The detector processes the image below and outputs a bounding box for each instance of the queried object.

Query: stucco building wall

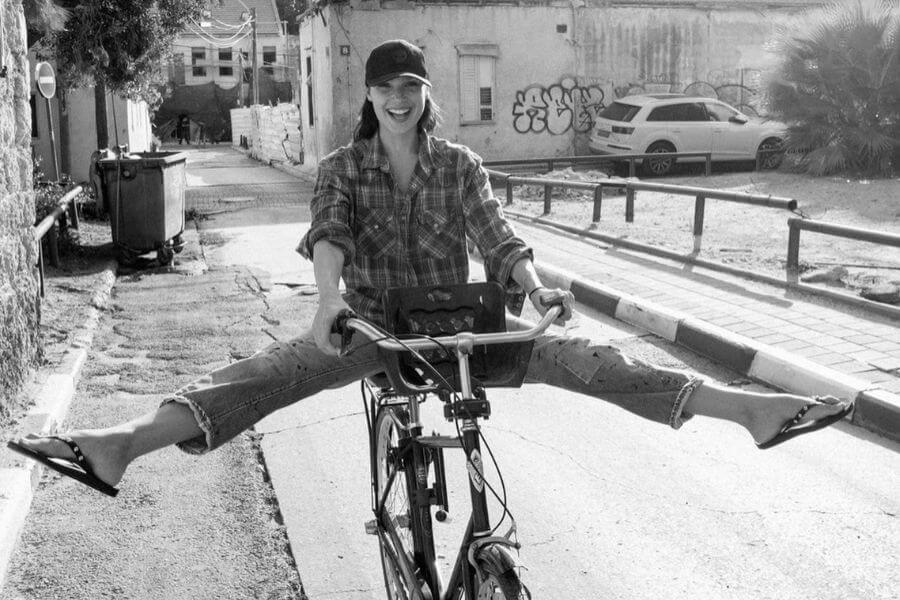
[298,1,810,164]
[1,0,39,412]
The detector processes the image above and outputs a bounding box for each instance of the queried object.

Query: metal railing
[487,164,900,316]
[33,184,82,297]
[787,218,900,283]
[484,151,713,177]
[489,170,797,254]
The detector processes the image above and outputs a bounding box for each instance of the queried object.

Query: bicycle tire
[474,545,530,600]
[374,404,426,599]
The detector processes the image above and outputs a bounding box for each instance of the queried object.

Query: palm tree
[767,0,900,176]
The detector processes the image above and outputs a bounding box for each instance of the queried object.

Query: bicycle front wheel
[474,545,531,600]
[374,405,421,599]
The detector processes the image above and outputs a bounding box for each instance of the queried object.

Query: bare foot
[745,394,851,446]
[14,431,131,487]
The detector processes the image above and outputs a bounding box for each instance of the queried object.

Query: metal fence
[34,184,82,297]
[488,170,796,254]
[484,152,712,177]
[488,165,900,316]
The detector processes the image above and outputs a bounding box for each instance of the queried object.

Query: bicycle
[333,281,563,600]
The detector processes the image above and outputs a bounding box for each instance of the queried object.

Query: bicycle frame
[345,307,560,599]
[364,351,515,600]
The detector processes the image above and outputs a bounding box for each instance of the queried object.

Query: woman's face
[367,76,428,138]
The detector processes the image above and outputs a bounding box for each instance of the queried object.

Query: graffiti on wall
[512,78,606,135]
[513,69,764,135]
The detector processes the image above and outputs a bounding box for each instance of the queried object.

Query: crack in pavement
[261,410,365,436]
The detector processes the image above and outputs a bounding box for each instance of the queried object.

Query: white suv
[588,94,787,176]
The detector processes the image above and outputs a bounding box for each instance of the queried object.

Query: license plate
[595,129,611,138]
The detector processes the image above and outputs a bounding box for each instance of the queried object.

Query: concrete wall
[299,0,811,164]
[231,103,303,164]
[60,89,152,182]
[0,0,39,412]
[28,69,153,184]
[297,17,335,168]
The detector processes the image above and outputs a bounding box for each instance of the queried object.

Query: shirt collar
[360,131,444,172]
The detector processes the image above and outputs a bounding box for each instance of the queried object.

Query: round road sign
[35,62,56,99]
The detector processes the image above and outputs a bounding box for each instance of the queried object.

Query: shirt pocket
[416,209,461,259]
[356,207,395,260]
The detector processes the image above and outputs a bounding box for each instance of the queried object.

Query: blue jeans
[164,326,699,454]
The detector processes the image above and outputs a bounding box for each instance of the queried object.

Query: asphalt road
[199,203,900,600]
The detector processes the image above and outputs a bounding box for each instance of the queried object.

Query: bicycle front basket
[381,282,534,391]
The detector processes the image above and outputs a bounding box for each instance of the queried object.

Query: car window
[704,102,739,122]
[646,103,706,122]
[599,102,641,123]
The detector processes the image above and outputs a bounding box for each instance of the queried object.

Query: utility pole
[251,7,259,106]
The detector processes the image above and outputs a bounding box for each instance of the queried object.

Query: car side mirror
[729,115,748,125]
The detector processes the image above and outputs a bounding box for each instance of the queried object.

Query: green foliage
[32,0,206,109]
[767,0,900,176]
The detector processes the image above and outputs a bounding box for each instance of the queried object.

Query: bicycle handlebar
[333,305,563,355]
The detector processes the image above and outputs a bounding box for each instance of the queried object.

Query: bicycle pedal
[364,520,378,535]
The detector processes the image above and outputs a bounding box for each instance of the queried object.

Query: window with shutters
[457,45,498,125]
[191,47,207,77]
[219,49,233,78]
[263,46,276,74]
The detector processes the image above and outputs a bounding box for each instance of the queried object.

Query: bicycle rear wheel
[374,404,422,599]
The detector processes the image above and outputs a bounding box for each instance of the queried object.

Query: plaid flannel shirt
[299,133,532,325]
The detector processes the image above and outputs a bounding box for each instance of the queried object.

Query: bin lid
[98,152,187,169]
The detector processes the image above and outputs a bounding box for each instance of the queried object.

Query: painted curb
[535,262,900,445]
[0,261,117,591]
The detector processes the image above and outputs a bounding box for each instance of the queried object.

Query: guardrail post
[543,183,553,215]
[505,177,513,206]
[591,185,603,223]
[548,160,555,172]
[625,183,635,223]
[628,159,636,178]
[693,194,706,253]
[705,154,711,176]
[37,244,46,297]
[787,218,801,283]
[68,194,80,229]
[47,223,60,268]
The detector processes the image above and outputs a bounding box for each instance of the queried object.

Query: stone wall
[231,104,303,165]
[0,0,39,415]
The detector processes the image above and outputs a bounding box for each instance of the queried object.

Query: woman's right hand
[312,294,352,356]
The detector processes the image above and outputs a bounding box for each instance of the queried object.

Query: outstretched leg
[11,401,202,487]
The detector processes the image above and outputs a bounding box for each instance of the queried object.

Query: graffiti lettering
[512,78,606,135]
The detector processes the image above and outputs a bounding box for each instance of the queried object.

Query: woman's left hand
[529,287,574,324]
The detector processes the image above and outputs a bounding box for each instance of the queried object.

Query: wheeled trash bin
[97,151,187,265]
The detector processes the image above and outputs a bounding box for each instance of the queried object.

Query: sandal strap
[779,405,810,435]
[49,434,89,471]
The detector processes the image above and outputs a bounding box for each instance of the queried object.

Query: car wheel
[757,137,784,170]
[643,141,676,176]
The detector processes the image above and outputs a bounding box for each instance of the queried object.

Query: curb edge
[0,260,118,591]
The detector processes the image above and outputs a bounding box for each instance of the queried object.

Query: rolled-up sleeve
[297,154,355,265]
[462,158,533,288]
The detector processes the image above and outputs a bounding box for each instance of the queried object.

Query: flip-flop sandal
[757,401,854,450]
[6,435,119,497]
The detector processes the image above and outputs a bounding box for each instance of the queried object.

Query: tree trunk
[94,81,109,149]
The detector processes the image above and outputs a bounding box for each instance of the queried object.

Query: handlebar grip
[331,309,357,355]
[331,308,356,334]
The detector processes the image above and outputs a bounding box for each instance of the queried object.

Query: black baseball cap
[365,39,431,87]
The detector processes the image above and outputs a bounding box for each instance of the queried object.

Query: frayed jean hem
[161,395,215,455]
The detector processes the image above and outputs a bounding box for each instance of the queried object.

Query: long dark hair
[353,95,442,141]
